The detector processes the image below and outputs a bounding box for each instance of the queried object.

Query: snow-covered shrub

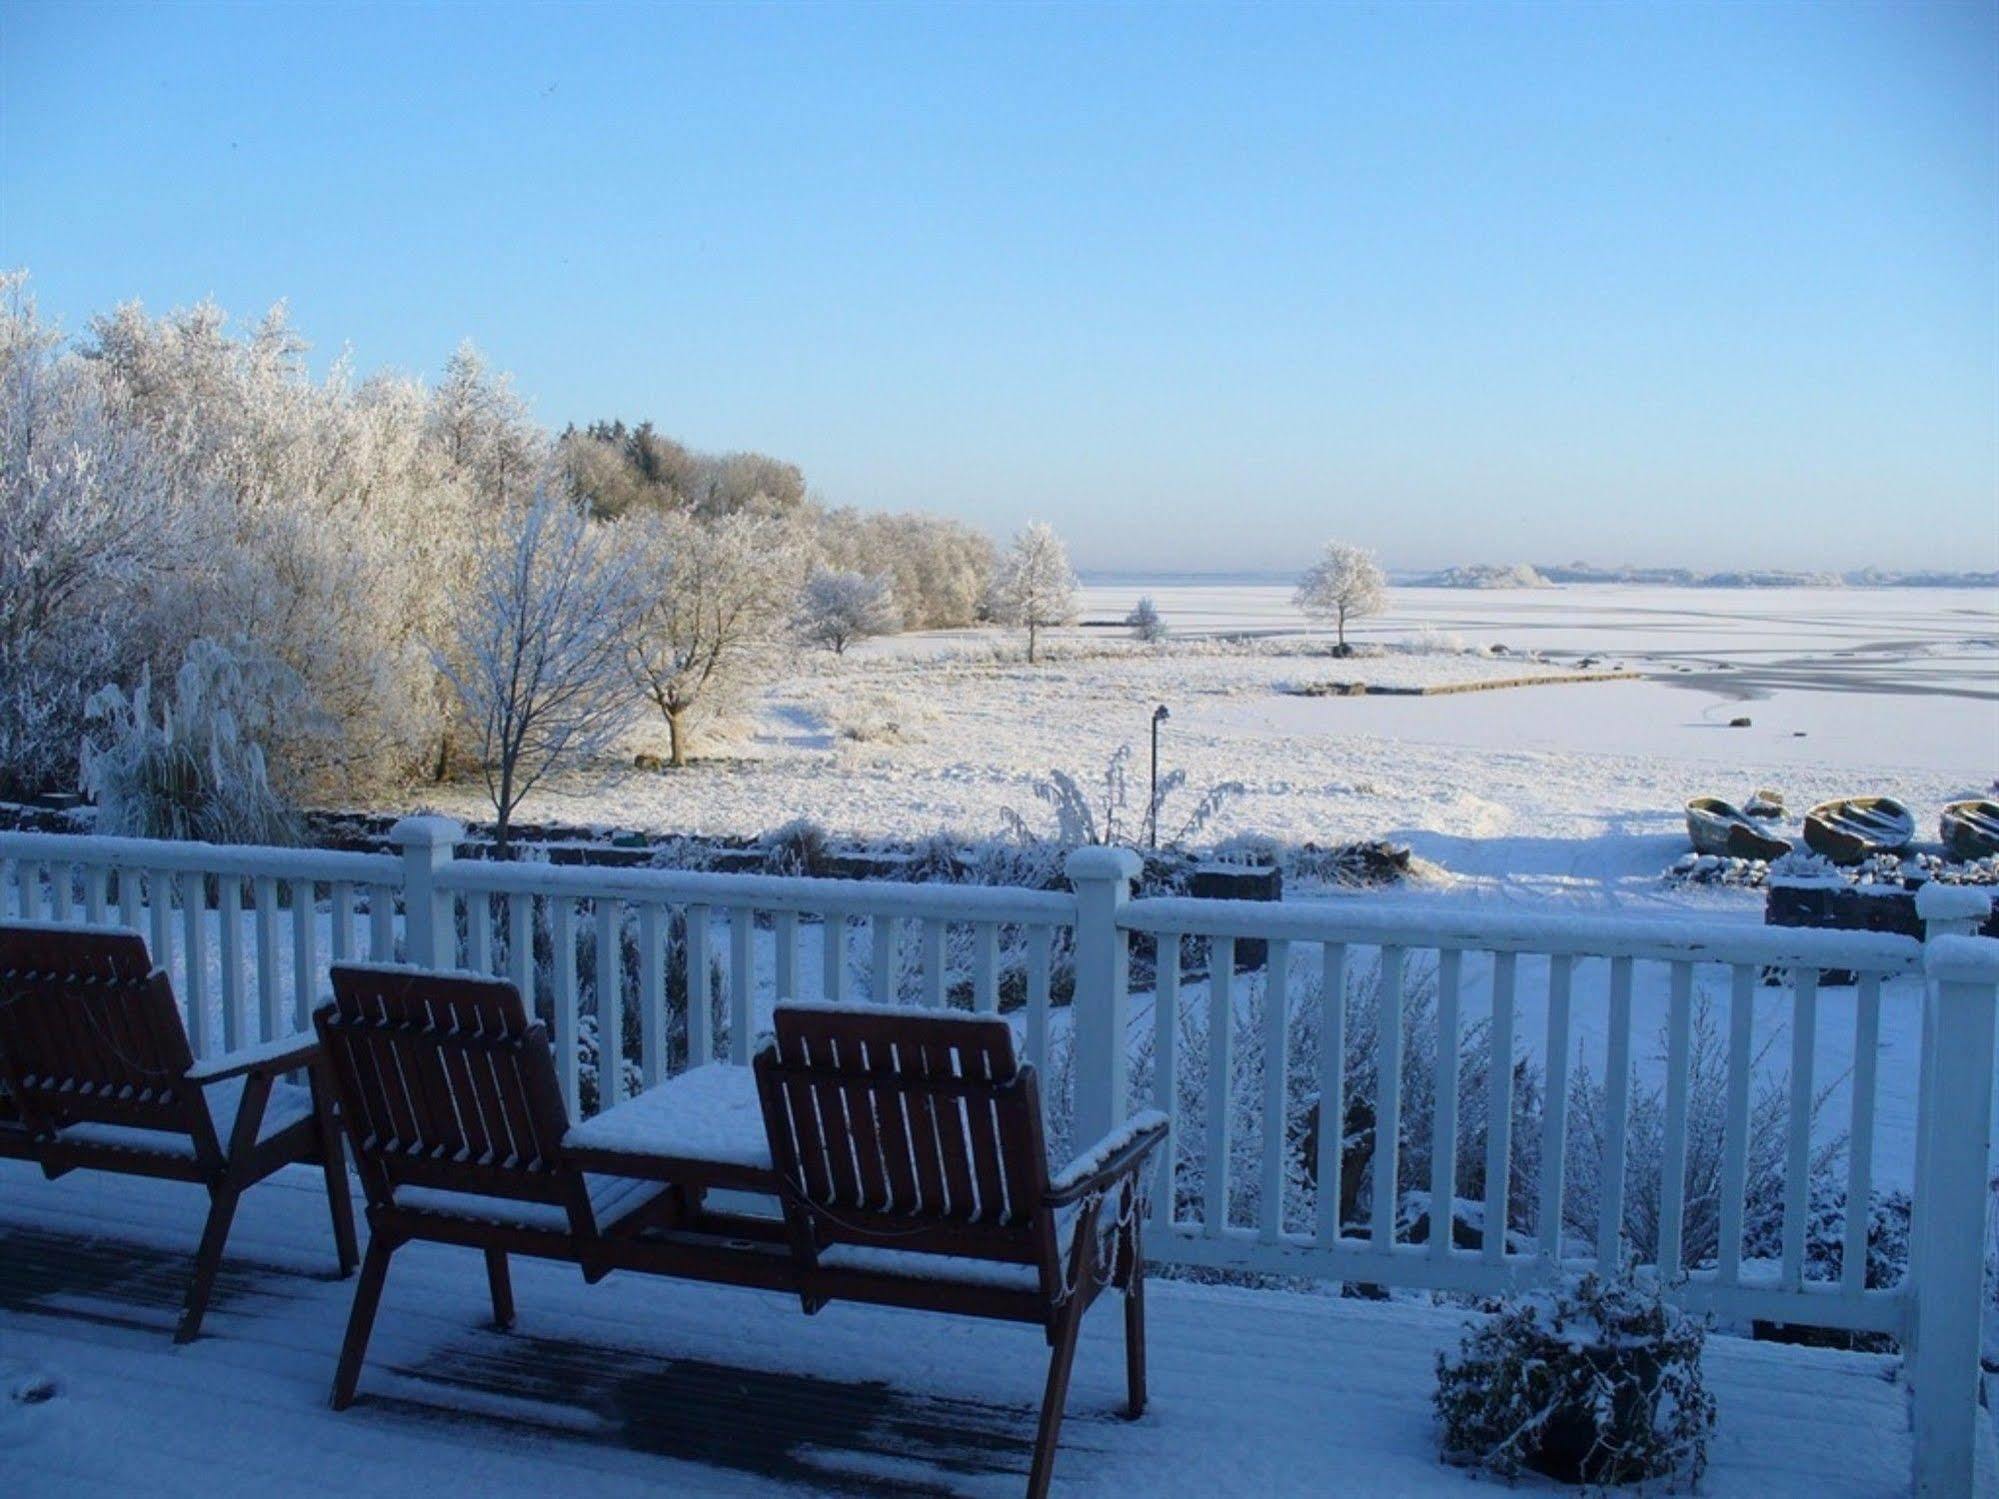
[1565,993,1844,1274]
[829,691,923,744]
[1000,746,1243,851]
[1435,1271,1715,1487]
[795,566,900,654]
[80,639,307,845]
[1125,595,1167,643]
[758,818,833,876]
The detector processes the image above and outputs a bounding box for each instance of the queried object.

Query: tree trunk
[494,759,515,860]
[667,707,687,768]
[1336,609,1346,650]
[1028,620,1038,663]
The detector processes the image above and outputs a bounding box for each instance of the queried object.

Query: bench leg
[1123,1271,1147,1419]
[1026,1295,1087,1499]
[484,1248,515,1330]
[310,1065,358,1277]
[332,1237,394,1411]
[176,1185,242,1344]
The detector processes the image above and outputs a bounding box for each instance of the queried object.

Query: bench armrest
[1045,1111,1170,1207]
[185,1032,322,1084]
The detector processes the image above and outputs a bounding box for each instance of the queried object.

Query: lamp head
[1153,704,1171,723]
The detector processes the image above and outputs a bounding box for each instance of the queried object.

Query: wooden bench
[0,921,357,1341]
[317,968,1166,1498]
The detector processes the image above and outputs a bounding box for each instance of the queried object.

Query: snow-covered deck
[2,1162,1974,1497]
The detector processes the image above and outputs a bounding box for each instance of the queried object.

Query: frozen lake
[1076,581,1999,777]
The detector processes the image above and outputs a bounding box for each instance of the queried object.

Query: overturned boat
[1940,799,1999,862]
[1802,796,1916,865]
[1686,797,1793,862]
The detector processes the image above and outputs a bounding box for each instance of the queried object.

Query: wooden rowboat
[1940,799,1999,862]
[1802,796,1915,865]
[1686,797,1793,862]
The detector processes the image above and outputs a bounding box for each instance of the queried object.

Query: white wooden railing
[1,821,1993,1495]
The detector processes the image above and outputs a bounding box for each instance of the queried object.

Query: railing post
[1067,845,1141,1149]
[389,816,463,970]
[1910,884,1996,1497]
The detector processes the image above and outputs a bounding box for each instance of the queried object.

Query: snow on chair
[0,921,357,1341]
[752,1000,1168,1499]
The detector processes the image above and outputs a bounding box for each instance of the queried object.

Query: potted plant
[1435,1271,1715,1488]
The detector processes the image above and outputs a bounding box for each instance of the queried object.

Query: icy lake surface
[1075,581,1999,777]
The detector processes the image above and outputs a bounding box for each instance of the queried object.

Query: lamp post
[1149,704,1171,848]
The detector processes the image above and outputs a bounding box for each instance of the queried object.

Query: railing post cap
[1916,884,1992,924]
[1066,845,1143,884]
[388,814,465,849]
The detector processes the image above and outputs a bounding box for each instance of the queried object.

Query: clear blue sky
[3,1,1993,572]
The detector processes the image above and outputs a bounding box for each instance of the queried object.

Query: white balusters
[685,903,712,1066]
[728,907,753,1064]
[291,879,316,1032]
[506,892,533,1015]
[180,871,208,1056]
[368,885,394,959]
[921,918,946,1006]
[1430,947,1461,1261]
[1482,952,1516,1267]
[330,881,354,961]
[219,876,244,1050]
[639,902,666,1086]
[775,910,799,1002]
[821,913,847,1001]
[553,898,579,1113]
[596,897,624,1108]
[1026,924,1052,1081]
[1843,973,1882,1296]
[871,915,896,1003]
[1317,941,1348,1248]
[1716,963,1756,1285]
[254,875,280,1041]
[972,922,999,1013]
[1657,960,1695,1278]
[467,891,492,973]
[1152,933,1182,1232]
[1782,967,1819,1288]
[1205,935,1235,1237]
[1598,956,1635,1268]
[84,864,108,922]
[1260,940,1290,1243]
[1538,953,1573,1261]
[1371,946,1405,1252]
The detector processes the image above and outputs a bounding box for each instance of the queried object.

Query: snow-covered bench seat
[0,921,357,1342]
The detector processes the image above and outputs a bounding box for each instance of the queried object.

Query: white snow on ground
[2,1161,1978,1497]
[415,583,1996,913]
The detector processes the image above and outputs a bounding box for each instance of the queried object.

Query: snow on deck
[0,1161,1977,1497]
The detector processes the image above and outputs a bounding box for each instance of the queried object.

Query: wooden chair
[752,1001,1168,1499]
[314,962,675,1409]
[0,921,357,1341]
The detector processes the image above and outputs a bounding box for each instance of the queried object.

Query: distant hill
[1413,561,1999,589]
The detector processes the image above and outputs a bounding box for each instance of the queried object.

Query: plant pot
[1528,1341,1665,1486]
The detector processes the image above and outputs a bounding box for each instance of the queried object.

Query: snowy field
[417,582,1998,914]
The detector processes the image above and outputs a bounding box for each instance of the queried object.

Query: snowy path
[1,1160,1977,1496]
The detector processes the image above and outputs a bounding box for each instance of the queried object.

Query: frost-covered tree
[623,509,806,765]
[441,487,641,856]
[428,341,544,508]
[990,521,1077,663]
[796,566,901,654]
[814,507,995,629]
[1125,595,1167,643]
[0,273,188,796]
[1294,541,1387,651]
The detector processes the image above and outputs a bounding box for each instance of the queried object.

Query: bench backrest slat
[756,1006,1051,1247]
[0,925,216,1158]
[319,964,571,1209]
